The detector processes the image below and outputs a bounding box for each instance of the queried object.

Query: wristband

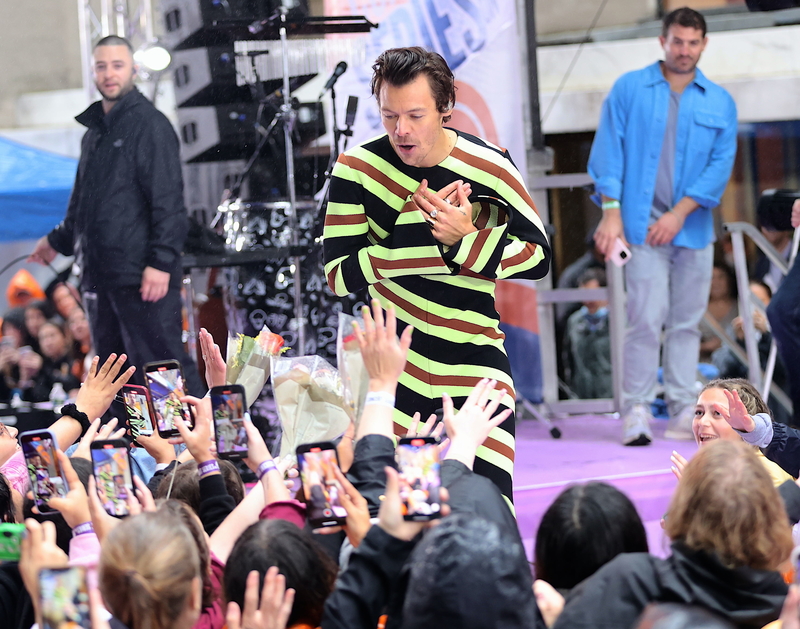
[60,404,92,432]
[197,459,220,479]
[601,200,621,211]
[73,521,94,537]
[364,391,395,408]
[256,460,277,481]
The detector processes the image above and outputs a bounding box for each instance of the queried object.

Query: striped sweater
[323,130,551,503]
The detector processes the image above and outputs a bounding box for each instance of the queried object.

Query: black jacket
[48,89,187,290]
[322,460,535,629]
[552,542,787,629]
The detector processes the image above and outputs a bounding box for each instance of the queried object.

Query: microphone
[319,61,347,99]
[344,95,359,128]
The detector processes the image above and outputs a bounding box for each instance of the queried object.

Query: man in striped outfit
[323,47,551,505]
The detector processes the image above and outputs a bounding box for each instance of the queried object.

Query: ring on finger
[430,209,438,219]
[445,198,452,205]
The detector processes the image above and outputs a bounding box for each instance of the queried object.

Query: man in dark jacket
[29,35,202,393]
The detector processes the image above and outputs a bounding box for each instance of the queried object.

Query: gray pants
[622,242,714,418]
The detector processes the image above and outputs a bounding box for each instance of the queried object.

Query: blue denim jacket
[588,61,737,249]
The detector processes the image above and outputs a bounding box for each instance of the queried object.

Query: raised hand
[76,354,135,421]
[47,451,91,528]
[715,389,756,433]
[670,450,688,481]
[353,299,412,392]
[533,579,566,628]
[72,417,125,461]
[315,466,372,547]
[174,396,215,464]
[378,466,450,542]
[443,379,512,470]
[225,567,295,629]
[199,327,227,388]
[19,519,69,626]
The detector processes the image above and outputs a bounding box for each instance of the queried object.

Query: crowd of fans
[0,296,797,629]
[1,272,93,405]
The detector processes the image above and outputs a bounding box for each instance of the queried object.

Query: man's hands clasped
[413,179,475,247]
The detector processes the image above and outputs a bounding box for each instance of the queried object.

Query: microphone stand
[314,88,356,236]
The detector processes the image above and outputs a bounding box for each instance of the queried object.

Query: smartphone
[0,523,25,562]
[121,384,156,438]
[210,385,248,460]
[609,237,632,267]
[20,429,66,513]
[396,437,442,522]
[90,439,134,517]
[39,566,91,629]
[296,441,347,528]
[144,360,194,438]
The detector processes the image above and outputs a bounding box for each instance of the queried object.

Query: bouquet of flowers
[337,312,369,429]
[226,327,286,405]
[271,354,351,461]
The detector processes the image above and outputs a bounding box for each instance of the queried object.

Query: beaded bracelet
[364,391,395,408]
[73,521,94,537]
[257,460,277,481]
[197,459,220,479]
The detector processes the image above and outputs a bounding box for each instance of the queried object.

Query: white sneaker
[622,404,653,446]
[664,407,695,441]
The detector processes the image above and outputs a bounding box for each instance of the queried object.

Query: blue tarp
[0,137,77,243]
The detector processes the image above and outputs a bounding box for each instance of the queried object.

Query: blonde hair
[665,440,792,571]
[99,509,201,629]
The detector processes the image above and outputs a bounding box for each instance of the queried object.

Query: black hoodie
[552,542,788,629]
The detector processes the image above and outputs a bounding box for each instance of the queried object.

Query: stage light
[135,44,171,72]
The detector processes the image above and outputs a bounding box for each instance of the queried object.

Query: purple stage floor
[513,415,697,563]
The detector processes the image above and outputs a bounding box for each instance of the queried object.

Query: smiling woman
[691,378,793,486]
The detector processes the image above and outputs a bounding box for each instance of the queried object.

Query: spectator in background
[66,307,94,381]
[5,269,45,309]
[24,300,55,354]
[34,320,81,400]
[556,227,605,329]
[699,262,738,363]
[47,281,81,321]
[564,268,612,399]
[754,224,793,294]
[589,7,738,445]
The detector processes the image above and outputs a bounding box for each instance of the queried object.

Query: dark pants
[83,286,204,396]
[767,260,800,427]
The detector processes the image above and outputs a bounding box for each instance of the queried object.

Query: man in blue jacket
[28,35,203,394]
[589,8,737,445]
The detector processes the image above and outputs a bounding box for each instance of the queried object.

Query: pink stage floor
[513,415,697,563]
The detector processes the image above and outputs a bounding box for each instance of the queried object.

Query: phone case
[609,237,632,267]
[0,524,24,562]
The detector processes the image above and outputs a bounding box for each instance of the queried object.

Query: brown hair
[662,7,707,38]
[371,47,456,123]
[99,509,201,629]
[664,440,792,571]
[700,378,771,419]
[155,460,245,512]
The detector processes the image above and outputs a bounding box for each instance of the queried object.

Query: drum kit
[207,3,374,360]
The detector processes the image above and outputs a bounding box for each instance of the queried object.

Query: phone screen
[297,447,347,526]
[210,390,248,457]
[397,438,442,521]
[21,432,66,510]
[145,365,192,435]
[122,386,155,437]
[39,567,90,629]
[91,442,133,517]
